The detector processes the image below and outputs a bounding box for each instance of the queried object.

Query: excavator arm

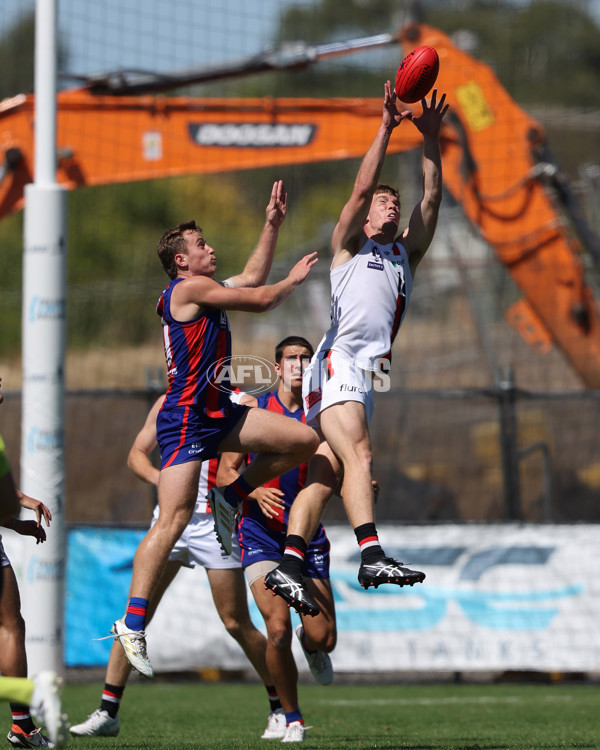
[0,91,424,216]
[1,23,600,386]
[398,24,600,388]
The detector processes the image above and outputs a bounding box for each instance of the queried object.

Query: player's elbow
[127,450,152,483]
[354,178,375,204]
[257,287,281,312]
[422,186,442,216]
[126,452,136,474]
[429,183,443,206]
[423,169,443,203]
[236,270,263,288]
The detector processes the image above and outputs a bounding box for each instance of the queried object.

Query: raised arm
[127,395,165,486]
[171,251,318,318]
[332,81,410,257]
[403,90,449,275]
[224,180,287,288]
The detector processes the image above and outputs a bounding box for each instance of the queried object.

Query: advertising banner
[5,523,599,673]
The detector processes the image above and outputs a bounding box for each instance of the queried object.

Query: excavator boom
[0,91,423,217]
[399,24,600,388]
[1,23,599,386]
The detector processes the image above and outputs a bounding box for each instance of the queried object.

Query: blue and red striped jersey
[241,391,308,533]
[157,277,232,417]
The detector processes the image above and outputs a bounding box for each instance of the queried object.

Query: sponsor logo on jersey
[367,245,384,271]
[340,383,368,393]
[188,443,204,456]
[245,548,269,559]
[305,388,322,409]
[189,122,317,148]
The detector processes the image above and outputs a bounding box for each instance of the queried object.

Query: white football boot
[111,618,153,678]
[281,721,305,743]
[69,709,119,737]
[295,625,333,685]
[29,672,68,748]
[261,709,286,739]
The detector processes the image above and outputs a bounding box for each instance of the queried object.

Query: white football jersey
[318,237,413,370]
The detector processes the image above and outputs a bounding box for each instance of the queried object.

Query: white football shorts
[150,506,242,569]
[302,348,378,426]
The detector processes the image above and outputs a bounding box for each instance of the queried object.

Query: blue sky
[3,0,600,87]
[3,0,600,102]
[1,0,314,80]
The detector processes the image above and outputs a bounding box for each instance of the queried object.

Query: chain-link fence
[2,376,599,526]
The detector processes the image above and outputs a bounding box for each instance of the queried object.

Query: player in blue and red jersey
[70,391,292,742]
[110,182,320,678]
[219,337,336,743]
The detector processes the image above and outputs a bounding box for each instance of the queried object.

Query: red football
[394,46,439,103]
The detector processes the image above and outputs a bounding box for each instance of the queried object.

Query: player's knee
[267,619,292,650]
[157,504,193,536]
[308,626,336,653]
[323,629,337,653]
[221,616,245,640]
[348,447,372,473]
[297,427,319,462]
[356,441,373,463]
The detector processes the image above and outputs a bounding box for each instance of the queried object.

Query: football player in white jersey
[70,393,288,741]
[265,82,449,615]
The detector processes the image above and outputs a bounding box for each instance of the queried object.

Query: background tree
[0,10,68,99]
[1,0,599,357]
[431,0,600,106]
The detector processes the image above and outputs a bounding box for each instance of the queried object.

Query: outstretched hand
[288,251,318,285]
[252,486,285,519]
[411,89,449,138]
[18,492,52,527]
[14,519,47,544]
[382,79,412,131]
[265,179,288,229]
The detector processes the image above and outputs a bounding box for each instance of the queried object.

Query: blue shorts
[157,403,248,470]
[238,519,330,579]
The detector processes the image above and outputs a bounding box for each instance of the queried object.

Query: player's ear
[174,252,188,269]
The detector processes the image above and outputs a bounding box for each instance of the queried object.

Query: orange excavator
[2,23,600,386]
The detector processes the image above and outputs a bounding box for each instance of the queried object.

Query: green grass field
[61,679,600,749]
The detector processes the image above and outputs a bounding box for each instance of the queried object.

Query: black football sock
[355,522,384,563]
